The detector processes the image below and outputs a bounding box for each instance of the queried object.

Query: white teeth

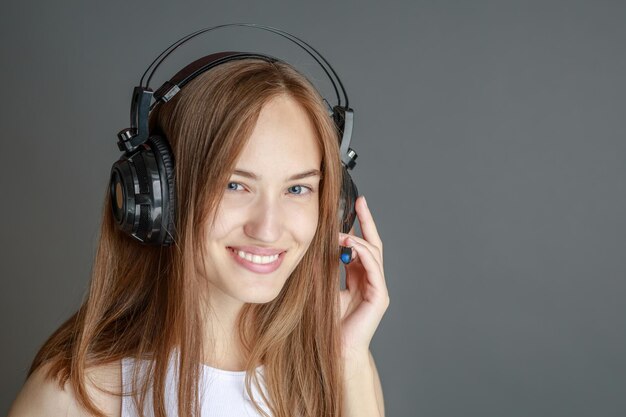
[236,250,279,264]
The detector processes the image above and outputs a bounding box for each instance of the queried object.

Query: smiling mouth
[226,247,286,273]
[227,247,287,264]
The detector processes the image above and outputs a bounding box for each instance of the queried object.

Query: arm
[342,349,385,417]
[370,349,385,417]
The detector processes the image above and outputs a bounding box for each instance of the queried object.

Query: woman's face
[198,94,322,309]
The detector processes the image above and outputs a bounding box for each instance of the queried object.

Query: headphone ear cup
[147,135,176,245]
[109,135,176,245]
[110,157,138,236]
[339,166,358,234]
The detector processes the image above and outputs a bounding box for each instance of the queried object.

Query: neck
[200,288,247,371]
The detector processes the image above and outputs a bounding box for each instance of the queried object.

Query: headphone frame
[110,24,359,245]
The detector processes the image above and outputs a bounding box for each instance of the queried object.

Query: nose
[243,194,283,243]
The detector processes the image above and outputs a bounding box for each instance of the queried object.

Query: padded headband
[152,51,279,106]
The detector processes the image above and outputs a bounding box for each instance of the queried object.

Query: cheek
[195,215,234,276]
[290,202,319,244]
[205,206,239,240]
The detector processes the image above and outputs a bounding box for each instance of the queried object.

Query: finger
[338,233,382,265]
[354,196,383,256]
[345,237,387,293]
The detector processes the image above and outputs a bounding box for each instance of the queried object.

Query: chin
[236,286,284,304]
[244,295,280,304]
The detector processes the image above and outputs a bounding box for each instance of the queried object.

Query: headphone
[110,23,359,246]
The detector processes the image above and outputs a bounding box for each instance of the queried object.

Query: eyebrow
[232,169,322,181]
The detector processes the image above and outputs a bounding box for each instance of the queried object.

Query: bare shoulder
[8,359,123,417]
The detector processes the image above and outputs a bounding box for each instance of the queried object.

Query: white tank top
[121,350,272,417]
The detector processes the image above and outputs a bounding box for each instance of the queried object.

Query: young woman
[8,49,389,417]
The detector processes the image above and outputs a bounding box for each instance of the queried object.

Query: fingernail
[363,195,368,207]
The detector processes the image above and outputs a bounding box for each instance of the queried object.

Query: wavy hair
[28,58,345,417]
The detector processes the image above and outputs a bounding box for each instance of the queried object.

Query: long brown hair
[29,58,345,417]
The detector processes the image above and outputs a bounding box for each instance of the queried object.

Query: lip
[227,247,286,274]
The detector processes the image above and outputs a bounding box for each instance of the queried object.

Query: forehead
[234,95,322,176]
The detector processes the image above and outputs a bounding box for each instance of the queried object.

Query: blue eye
[288,185,313,195]
[227,182,244,191]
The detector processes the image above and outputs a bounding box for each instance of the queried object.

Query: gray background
[1,0,625,416]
